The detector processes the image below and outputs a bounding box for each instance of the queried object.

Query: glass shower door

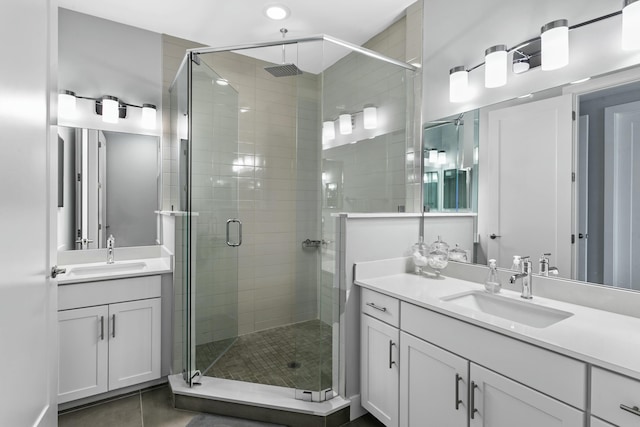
[189,54,241,377]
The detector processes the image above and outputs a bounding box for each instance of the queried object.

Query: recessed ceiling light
[570,77,591,85]
[265,5,290,21]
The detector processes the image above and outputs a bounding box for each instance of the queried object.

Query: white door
[603,101,640,290]
[0,1,57,425]
[361,315,399,427]
[469,364,583,427]
[577,116,589,282]
[58,306,109,403]
[487,94,573,275]
[108,298,161,389]
[399,332,468,427]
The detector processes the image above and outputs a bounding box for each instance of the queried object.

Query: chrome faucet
[510,256,533,299]
[538,253,559,276]
[107,235,115,264]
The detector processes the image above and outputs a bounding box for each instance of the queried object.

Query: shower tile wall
[197,52,322,338]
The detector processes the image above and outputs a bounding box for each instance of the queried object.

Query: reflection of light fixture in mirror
[449,66,469,103]
[623,0,640,50]
[570,77,591,85]
[518,93,534,99]
[215,78,229,86]
[484,45,507,88]
[323,121,335,140]
[102,96,120,124]
[438,150,447,164]
[541,19,569,71]
[428,148,438,163]
[264,5,290,20]
[58,90,77,118]
[339,114,352,135]
[141,104,157,129]
[473,146,479,164]
[363,106,377,129]
[322,172,328,182]
[406,151,415,163]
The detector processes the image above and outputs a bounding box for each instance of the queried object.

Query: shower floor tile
[196,319,332,391]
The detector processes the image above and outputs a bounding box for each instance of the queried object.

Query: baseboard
[349,394,367,421]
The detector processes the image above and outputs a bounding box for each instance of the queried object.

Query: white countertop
[355,272,640,381]
[57,257,172,285]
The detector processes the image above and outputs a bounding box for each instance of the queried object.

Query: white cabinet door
[469,364,584,427]
[58,306,109,403]
[108,298,161,389]
[399,332,468,427]
[361,314,399,427]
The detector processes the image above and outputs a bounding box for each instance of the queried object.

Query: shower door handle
[226,219,242,247]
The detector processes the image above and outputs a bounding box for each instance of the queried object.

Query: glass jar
[427,235,449,275]
[411,237,429,275]
[448,244,468,263]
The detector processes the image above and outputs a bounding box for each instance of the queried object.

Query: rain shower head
[264,63,303,77]
[264,28,303,77]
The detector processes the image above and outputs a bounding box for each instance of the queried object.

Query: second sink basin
[440,291,573,328]
[67,261,148,276]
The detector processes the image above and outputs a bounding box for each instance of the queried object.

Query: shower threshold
[168,374,350,426]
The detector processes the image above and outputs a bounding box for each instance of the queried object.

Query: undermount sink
[440,291,573,328]
[67,261,148,276]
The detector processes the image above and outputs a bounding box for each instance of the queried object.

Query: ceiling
[58,0,417,70]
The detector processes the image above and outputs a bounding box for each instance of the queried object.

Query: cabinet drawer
[401,302,586,409]
[362,288,400,327]
[592,367,640,426]
[59,275,161,310]
[590,417,615,427]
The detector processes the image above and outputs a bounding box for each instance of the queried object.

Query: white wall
[58,8,162,136]
[423,0,640,121]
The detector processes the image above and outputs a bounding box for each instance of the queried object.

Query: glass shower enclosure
[170,34,417,401]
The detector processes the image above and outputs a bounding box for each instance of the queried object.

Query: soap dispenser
[485,259,502,294]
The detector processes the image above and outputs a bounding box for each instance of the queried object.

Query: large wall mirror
[434,65,640,294]
[57,126,160,251]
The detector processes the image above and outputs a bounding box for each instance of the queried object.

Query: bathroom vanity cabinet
[361,288,400,427]
[57,275,161,404]
[361,288,585,427]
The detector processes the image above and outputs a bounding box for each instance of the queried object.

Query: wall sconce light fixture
[101,95,120,124]
[58,90,77,119]
[623,0,640,50]
[363,106,377,129]
[58,89,157,129]
[447,6,639,103]
[141,104,157,129]
[339,114,353,135]
[323,121,336,140]
[485,45,508,88]
[438,150,447,165]
[428,148,438,163]
[449,66,469,103]
[541,19,569,70]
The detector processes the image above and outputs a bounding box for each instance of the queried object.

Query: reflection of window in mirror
[443,169,468,210]
[423,171,438,211]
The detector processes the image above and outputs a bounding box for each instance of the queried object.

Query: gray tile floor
[196,320,332,391]
[57,384,384,427]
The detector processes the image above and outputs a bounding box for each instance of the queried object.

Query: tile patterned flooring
[196,320,333,391]
[57,384,384,427]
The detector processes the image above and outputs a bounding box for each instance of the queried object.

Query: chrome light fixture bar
[58,89,157,129]
[447,6,628,103]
